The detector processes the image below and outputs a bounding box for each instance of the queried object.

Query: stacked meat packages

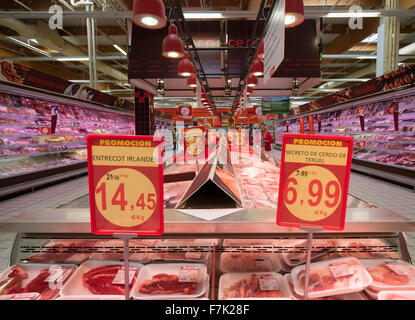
[218,238,413,300]
[0,92,134,178]
[0,238,214,300]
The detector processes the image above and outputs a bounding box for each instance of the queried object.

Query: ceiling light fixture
[257,38,264,59]
[187,75,197,88]
[113,44,127,56]
[250,57,264,77]
[132,0,167,30]
[162,24,185,59]
[178,52,196,77]
[183,12,224,19]
[325,11,380,18]
[247,75,258,87]
[285,0,305,28]
[6,36,51,57]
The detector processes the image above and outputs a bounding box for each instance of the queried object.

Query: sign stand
[113,233,138,300]
[300,226,323,300]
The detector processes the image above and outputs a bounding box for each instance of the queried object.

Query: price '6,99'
[94,168,157,227]
[282,165,342,222]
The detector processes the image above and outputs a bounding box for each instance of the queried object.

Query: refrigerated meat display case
[0,150,414,300]
[0,80,135,199]
[275,87,415,190]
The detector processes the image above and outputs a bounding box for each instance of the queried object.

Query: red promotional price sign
[87,135,164,235]
[179,106,192,118]
[276,134,354,231]
[40,127,51,134]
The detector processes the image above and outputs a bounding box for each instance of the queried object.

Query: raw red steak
[23,269,59,300]
[138,273,196,295]
[83,265,137,295]
[0,265,28,295]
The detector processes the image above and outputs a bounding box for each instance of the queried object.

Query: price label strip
[277,134,353,231]
[259,275,279,291]
[179,266,199,283]
[112,267,138,285]
[87,135,164,235]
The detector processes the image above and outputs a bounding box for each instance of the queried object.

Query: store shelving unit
[0,81,135,198]
[275,89,415,189]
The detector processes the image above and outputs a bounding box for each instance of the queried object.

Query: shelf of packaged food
[0,142,86,150]
[355,147,415,155]
[0,165,88,200]
[352,157,415,171]
[0,147,86,161]
[0,111,134,128]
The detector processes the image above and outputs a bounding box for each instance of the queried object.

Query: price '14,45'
[96,182,156,211]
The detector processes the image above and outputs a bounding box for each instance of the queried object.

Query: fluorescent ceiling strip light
[57,57,89,61]
[183,12,224,19]
[113,44,127,56]
[6,36,51,57]
[326,12,381,17]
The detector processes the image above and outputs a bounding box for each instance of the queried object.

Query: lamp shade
[250,57,264,77]
[178,52,196,77]
[285,0,304,28]
[187,75,197,88]
[247,87,253,95]
[247,75,258,87]
[257,38,264,59]
[132,0,167,30]
[162,24,185,59]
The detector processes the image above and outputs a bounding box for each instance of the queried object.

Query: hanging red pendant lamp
[247,75,258,87]
[187,75,197,88]
[162,24,185,59]
[285,0,305,28]
[257,38,264,59]
[132,0,167,30]
[247,87,253,95]
[250,57,264,77]
[178,52,196,77]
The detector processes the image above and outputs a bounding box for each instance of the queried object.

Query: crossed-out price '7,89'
[282,165,342,222]
[95,168,157,227]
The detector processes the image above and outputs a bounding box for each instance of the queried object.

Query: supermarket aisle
[0,152,415,268]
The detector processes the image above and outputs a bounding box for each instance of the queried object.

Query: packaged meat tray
[0,263,76,300]
[319,239,399,260]
[277,239,336,271]
[291,257,372,299]
[360,259,415,291]
[131,263,207,300]
[218,273,290,300]
[378,290,415,300]
[60,259,143,299]
[284,274,366,300]
[148,239,217,262]
[220,239,281,273]
[90,239,156,263]
[152,275,211,300]
[26,239,94,264]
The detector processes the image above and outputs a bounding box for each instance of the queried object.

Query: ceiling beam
[304,0,381,6]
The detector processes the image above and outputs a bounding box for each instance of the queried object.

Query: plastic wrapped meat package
[378,290,415,300]
[291,257,372,299]
[149,239,217,262]
[0,263,76,300]
[322,239,400,260]
[277,239,337,271]
[26,239,95,264]
[91,239,158,263]
[284,274,366,300]
[220,239,281,273]
[60,259,143,299]
[219,273,290,300]
[131,263,207,299]
[361,259,415,293]
[164,181,192,208]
